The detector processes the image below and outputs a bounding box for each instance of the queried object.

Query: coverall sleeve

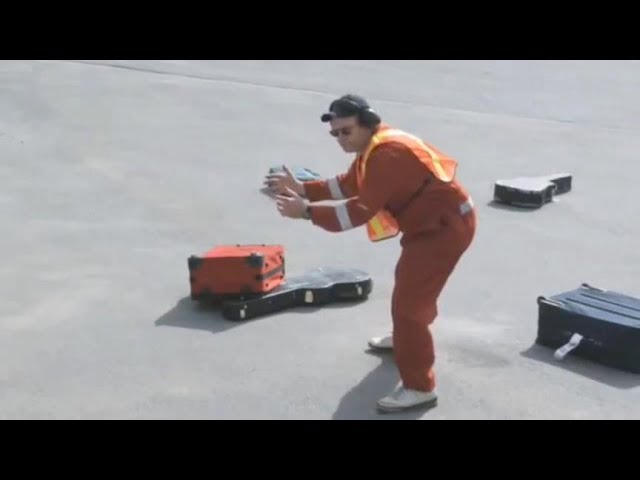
[302,159,359,202]
[308,145,401,232]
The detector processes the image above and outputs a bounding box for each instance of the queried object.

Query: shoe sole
[367,342,393,350]
[376,397,438,414]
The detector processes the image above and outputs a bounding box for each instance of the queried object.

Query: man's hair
[320,94,381,128]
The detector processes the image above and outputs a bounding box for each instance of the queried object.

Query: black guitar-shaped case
[493,173,572,208]
[220,267,373,321]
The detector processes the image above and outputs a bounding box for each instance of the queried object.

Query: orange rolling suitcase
[188,245,285,301]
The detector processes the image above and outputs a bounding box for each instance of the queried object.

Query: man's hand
[276,187,309,219]
[264,165,305,197]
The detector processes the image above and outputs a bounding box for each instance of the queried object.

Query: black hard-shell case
[221,267,372,321]
[493,173,572,208]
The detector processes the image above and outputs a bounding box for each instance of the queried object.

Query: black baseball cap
[320,94,373,122]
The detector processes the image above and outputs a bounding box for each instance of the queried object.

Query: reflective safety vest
[356,125,459,242]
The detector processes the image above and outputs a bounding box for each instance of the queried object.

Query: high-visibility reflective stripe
[431,161,450,181]
[359,136,384,177]
[366,128,453,182]
[327,176,345,200]
[417,140,451,182]
[335,203,353,231]
[367,213,399,241]
[460,196,474,215]
[368,215,386,239]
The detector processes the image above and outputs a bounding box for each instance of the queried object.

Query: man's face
[329,116,372,154]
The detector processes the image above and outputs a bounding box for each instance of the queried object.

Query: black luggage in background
[536,283,640,373]
[543,173,572,195]
[494,173,572,208]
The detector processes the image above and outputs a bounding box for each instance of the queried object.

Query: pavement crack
[56,60,638,134]
[60,60,335,97]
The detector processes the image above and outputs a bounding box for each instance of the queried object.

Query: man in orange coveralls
[265,94,476,413]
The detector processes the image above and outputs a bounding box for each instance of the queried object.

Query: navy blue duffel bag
[536,283,640,373]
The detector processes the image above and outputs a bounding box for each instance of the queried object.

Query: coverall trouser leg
[391,209,476,392]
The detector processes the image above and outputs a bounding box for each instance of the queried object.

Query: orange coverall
[304,141,476,392]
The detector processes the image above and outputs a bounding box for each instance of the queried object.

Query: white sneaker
[377,386,438,413]
[368,335,393,350]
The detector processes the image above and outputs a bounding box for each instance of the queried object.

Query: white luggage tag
[554,333,584,361]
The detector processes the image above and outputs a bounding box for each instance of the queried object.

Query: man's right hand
[264,165,305,197]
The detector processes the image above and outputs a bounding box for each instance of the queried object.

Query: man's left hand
[276,187,309,219]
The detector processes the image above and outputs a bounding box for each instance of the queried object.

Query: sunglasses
[330,127,354,137]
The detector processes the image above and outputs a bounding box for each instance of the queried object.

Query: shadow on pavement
[332,350,437,421]
[521,343,640,390]
[155,296,370,333]
[486,199,546,213]
[154,297,241,334]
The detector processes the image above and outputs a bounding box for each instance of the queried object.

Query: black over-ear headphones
[358,106,382,128]
[321,96,382,128]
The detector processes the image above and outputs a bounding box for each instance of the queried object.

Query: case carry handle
[554,333,584,361]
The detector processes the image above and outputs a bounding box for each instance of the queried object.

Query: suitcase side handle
[256,265,285,281]
[554,333,584,361]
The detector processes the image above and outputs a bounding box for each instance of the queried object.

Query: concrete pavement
[2,60,639,419]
